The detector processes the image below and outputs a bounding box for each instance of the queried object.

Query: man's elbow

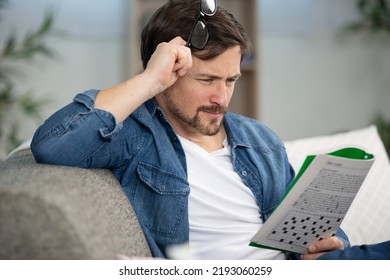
[31,139,66,165]
[30,132,79,166]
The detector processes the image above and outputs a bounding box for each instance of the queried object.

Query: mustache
[197,105,227,114]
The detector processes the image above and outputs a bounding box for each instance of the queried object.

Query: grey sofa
[0,148,152,260]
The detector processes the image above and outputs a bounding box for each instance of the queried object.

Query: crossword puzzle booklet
[250,146,375,254]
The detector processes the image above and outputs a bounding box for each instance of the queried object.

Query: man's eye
[227,78,238,85]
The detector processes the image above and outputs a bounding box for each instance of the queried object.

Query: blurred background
[1,0,390,159]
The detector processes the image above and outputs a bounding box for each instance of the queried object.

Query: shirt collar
[224,113,251,148]
[144,98,159,116]
[134,98,170,124]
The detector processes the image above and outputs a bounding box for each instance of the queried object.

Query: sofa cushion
[0,149,151,259]
[284,125,390,245]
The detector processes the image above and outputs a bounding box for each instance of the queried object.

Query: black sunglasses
[187,0,217,50]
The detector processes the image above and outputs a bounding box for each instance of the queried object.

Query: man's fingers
[167,37,192,77]
[301,237,345,260]
[173,47,192,76]
[143,36,192,92]
[309,237,344,253]
[169,36,187,46]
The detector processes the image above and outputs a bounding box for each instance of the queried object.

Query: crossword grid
[266,210,341,250]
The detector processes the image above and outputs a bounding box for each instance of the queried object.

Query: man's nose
[211,81,229,107]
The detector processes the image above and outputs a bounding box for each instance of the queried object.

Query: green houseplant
[343,0,390,34]
[343,0,390,157]
[0,0,56,159]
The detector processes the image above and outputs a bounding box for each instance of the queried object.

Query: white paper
[250,153,375,254]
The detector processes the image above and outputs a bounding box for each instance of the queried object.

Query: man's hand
[144,36,192,97]
[95,36,192,123]
[301,236,345,260]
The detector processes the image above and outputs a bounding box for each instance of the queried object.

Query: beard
[163,93,227,136]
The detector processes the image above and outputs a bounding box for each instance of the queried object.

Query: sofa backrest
[0,149,151,259]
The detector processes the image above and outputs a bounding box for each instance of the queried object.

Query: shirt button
[242,171,248,176]
[171,137,176,142]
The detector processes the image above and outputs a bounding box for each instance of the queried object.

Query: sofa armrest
[0,149,151,260]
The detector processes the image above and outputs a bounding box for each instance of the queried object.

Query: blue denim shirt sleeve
[318,240,390,260]
[31,89,123,168]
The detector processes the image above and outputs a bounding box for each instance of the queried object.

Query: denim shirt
[31,89,312,258]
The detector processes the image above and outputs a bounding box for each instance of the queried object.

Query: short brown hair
[141,0,252,69]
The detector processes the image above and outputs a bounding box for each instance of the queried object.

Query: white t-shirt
[178,136,285,260]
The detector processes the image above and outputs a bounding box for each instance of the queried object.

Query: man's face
[156,46,242,137]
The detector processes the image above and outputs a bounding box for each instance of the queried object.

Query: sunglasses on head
[186,0,217,50]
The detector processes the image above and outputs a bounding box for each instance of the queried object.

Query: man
[31,0,346,259]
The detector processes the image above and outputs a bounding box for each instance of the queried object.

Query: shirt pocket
[135,162,190,237]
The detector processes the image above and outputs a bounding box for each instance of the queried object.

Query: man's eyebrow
[194,73,242,80]
[230,73,242,79]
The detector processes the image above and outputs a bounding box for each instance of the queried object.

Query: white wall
[259,0,390,141]
[0,0,128,144]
